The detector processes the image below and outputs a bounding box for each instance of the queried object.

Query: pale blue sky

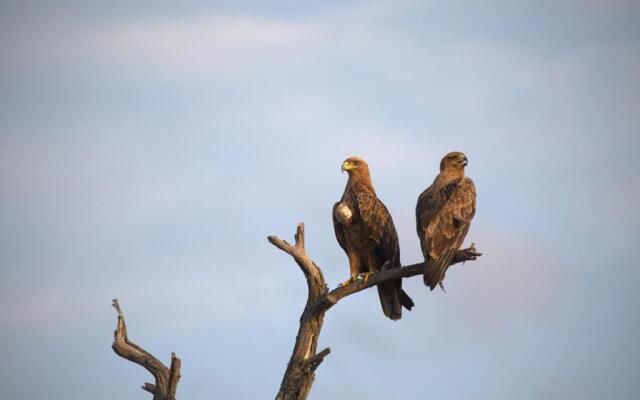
[1,1,639,399]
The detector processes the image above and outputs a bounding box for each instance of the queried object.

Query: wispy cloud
[1,1,639,399]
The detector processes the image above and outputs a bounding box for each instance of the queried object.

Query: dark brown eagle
[416,151,476,291]
[333,156,414,320]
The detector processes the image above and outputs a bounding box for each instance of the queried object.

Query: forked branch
[268,224,330,400]
[111,299,182,400]
[269,223,480,400]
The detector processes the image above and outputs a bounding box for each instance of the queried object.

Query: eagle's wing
[354,191,397,265]
[355,192,388,242]
[332,202,348,254]
[419,177,476,289]
[355,190,413,318]
[416,184,438,259]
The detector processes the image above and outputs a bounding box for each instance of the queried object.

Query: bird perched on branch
[333,156,414,320]
[416,151,476,291]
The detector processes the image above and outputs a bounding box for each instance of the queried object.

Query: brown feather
[416,152,476,290]
[334,157,413,319]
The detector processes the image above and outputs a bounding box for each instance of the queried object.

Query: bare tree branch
[268,223,329,400]
[111,299,182,400]
[110,222,479,400]
[269,224,481,400]
[319,243,481,311]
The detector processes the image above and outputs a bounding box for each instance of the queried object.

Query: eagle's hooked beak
[341,161,351,173]
[461,156,468,167]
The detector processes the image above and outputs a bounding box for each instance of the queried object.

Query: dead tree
[109,223,479,400]
[111,299,182,400]
[269,223,481,400]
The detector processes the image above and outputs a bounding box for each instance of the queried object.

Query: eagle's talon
[339,276,357,287]
[358,272,374,284]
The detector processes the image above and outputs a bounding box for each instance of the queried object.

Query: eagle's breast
[334,202,354,225]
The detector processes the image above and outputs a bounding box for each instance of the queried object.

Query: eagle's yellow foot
[339,276,358,287]
[358,272,375,284]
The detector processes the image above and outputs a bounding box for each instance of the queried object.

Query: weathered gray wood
[109,222,479,400]
[111,299,182,400]
[268,224,329,400]
[269,224,480,400]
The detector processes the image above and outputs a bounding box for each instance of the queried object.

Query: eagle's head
[341,156,370,177]
[440,151,468,172]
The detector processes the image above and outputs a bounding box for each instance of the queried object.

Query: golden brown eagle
[333,156,414,320]
[416,151,476,291]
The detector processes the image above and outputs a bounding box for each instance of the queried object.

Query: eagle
[333,156,414,320]
[416,151,476,291]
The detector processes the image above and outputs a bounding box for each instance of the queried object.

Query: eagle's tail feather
[424,249,457,290]
[399,289,414,310]
[377,282,402,321]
